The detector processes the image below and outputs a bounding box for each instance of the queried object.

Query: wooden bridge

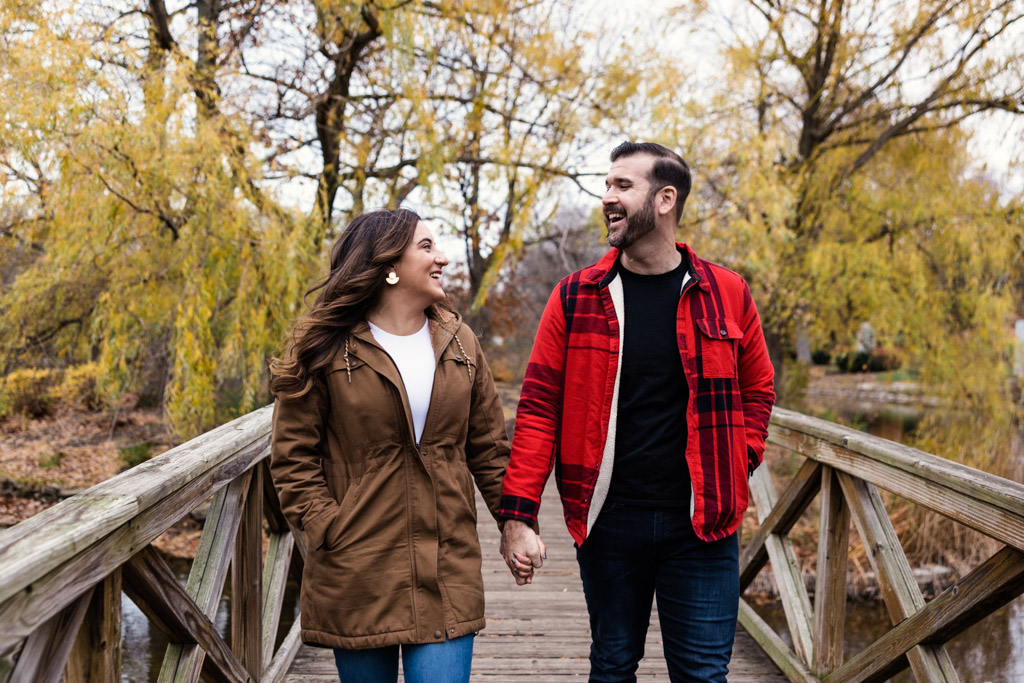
[1,405,1022,682]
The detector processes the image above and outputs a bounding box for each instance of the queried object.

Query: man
[498,142,775,682]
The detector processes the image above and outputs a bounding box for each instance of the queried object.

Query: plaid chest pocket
[695,318,743,379]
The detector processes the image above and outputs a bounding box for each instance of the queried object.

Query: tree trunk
[764,325,788,403]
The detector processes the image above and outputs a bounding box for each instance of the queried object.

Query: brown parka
[270,310,509,650]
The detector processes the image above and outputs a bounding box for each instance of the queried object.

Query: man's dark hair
[610,141,691,222]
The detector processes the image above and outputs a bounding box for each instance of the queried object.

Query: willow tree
[670,0,1023,381]
[0,0,307,436]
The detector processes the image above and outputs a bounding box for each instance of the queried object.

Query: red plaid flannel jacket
[498,244,775,544]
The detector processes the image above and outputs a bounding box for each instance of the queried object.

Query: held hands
[500,520,546,586]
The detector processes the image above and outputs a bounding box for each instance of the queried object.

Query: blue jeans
[333,634,474,683]
[576,503,739,683]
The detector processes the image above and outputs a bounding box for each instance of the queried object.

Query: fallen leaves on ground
[0,406,175,525]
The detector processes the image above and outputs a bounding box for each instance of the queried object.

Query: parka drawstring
[343,336,352,383]
[453,334,473,382]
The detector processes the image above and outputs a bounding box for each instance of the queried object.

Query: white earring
[385,270,399,285]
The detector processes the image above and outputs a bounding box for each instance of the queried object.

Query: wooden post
[814,466,850,674]
[10,586,94,682]
[233,465,263,678]
[65,570,122,683]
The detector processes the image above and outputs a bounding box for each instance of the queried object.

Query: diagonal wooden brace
[747,464,815,666]
[741,458,822,590]
[122,546,251,683]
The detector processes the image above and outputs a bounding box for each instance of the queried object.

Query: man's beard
[606,190,657,249]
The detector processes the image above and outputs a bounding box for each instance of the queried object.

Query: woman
[269,208,512,683]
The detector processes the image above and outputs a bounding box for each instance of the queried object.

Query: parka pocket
[321,479,362,551]
[696,318,743,379]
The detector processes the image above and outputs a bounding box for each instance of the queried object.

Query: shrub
[118,441,155,471]
[780,359,811,409]
[835,350,868,373]
[811,348,832,365]
[835,348,902,373]
[0,368,62,418]
[865,347,902,372]
[52,363,102,410]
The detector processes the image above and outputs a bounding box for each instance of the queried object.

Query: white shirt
[368,319,436,444]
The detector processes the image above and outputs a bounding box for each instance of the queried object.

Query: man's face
[602,154,658,249]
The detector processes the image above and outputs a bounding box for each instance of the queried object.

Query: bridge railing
[742,406,1024,683]
[2,403,1022,682]
[0,404,305,683]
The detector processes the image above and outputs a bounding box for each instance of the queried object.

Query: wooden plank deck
[285,480,787,681]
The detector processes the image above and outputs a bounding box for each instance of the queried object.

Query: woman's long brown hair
[270,208,435,399]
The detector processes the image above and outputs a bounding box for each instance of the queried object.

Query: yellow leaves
[0,367,61,418]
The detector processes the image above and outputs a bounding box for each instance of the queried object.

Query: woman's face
[392,221,449,306]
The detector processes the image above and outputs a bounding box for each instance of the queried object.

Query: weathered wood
[262,621,303,683]
[65,570,122,683]
[0,407,279,682]
[121,545,251,683]
[188,470,252,614]
[10,585,93,683]
[813,467,849,675]
[262,532,294,670]
[737,598,818,683]
[836,472,959,683]
[0,406,273,607]
[740,458,822,589]
[0,440,269,655]
[824,545,1024,683]
[748,465,815,666]
[770,408,1024,520]
[772,426,1024,552]
[233,466,264,678]
[159,470,252,683]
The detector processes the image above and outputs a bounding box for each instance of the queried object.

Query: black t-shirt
[606,252,691,507]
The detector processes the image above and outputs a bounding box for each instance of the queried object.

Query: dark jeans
[576,503,739,683]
